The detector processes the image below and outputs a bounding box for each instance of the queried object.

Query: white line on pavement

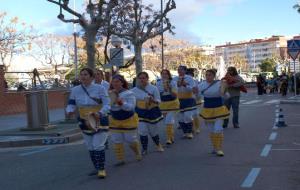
[19,147,54,156]
[272,149,300,151]
[260,144,272,157]
[242,100,262,105]
[288,124,300,127]
[293,142,300,146]
[265,99,280,104]
[241,168,261,188]
[269,132,277,141]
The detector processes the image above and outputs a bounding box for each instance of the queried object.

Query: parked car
[240,73,253,83]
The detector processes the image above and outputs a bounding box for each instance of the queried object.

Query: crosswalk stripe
[264,99,280,104]
[242,100,262,105]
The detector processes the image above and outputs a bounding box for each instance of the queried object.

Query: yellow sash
[159,99,180,112]
[136,100,158,110]
[177,91,193,99]
[78,105,102,120]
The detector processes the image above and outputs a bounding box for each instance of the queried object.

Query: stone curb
[0,132,82,148]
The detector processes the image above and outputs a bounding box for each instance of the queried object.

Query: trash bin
[24,90,52,130]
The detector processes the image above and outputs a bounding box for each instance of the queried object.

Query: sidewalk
[0,109,82,148]
[280,95,300,104]
[0,108,65,131]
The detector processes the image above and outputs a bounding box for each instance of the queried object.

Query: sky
[1,0,300,46]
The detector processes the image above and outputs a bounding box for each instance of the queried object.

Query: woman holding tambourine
[108,74,141,165]
[66,68,110,178]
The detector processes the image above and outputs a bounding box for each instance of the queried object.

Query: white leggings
[138,122,160,137]
[205,119,224,133]
[163,111,176,125]
[178,110,194,123]
[111,131,138,144]
[82,132,109,151]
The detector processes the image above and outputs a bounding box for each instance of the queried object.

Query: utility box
[23,91,54,131]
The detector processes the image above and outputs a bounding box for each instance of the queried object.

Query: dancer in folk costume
[131,72,164,155]
[186,68,202,134]
[66,68,110,178]
[199,69,230,156]
[108,75,142,165]
[94,69,110,149]
[94,69,110,92]
[156,69,180,145]
[173,66,197,139]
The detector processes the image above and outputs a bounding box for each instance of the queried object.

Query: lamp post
[161,0,165,70]
[73,0,78,79]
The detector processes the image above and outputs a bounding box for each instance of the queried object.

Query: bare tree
[0,12,34,70]
[47,0,118,69]
[111,0,176,74]
[29,34,73,74]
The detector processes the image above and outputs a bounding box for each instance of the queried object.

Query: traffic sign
[110,48,124,67]
[287,40,300,61]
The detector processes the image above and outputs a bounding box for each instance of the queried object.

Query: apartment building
[215,36,288,71]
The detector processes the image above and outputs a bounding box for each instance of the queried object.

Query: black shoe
[233,125,240,128]
[222,125,228,128]
[88,170,98,176]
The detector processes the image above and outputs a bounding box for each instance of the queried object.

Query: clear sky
[1,0,300,45]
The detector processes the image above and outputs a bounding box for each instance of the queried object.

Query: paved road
[0,92,299,190]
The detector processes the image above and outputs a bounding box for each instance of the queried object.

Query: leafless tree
[0,12,34,70]
[29,34,73,74]
[111,0,176,74]
[47,0,118,69]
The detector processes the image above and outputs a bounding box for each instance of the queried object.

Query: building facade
[215,36,288,72]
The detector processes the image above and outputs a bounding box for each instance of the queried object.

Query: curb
[0,132,82,148]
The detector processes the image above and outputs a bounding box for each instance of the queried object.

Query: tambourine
[109,90,118,105]
[87,112,99,132]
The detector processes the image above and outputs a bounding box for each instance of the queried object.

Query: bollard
[275,108,287,127]
[22,90,55,131]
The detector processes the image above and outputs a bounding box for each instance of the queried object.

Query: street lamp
[73,0,78,79]
[161,0,165,70]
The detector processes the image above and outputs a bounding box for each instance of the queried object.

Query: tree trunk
[134,43,143,74]
[85,28,97,70]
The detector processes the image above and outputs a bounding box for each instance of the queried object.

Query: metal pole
[73,32,78,79]
[73,0,78,79]
[294,60,297,96]
[161,0,165,70]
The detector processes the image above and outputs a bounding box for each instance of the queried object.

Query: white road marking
[260,144,272,157]
[242,100,262,105]
[272,149,300,151]
[19,147,54,156]
[269,132,278,141]
[265,99,280,104]
[0,140,84,154]
[241,168,261,188]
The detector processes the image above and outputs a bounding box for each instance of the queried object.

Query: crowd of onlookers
[256,72,300,96]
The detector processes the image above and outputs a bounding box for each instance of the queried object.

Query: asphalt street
[0,92,299,190]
